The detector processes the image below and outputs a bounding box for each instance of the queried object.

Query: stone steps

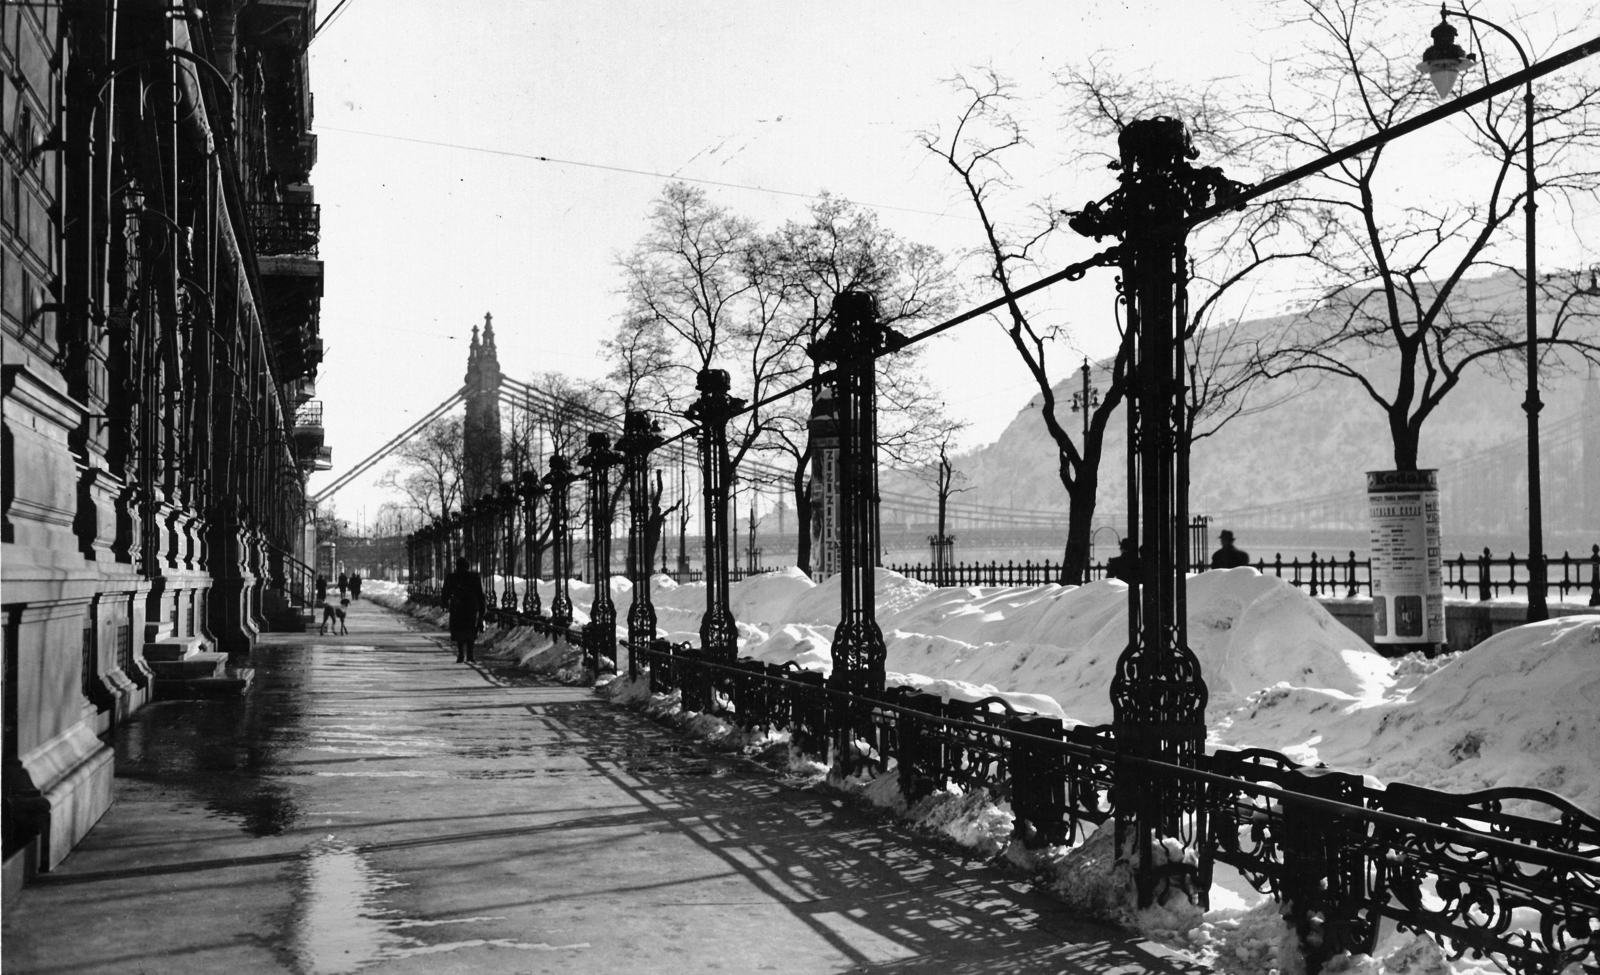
[142,637,208,662]
[147,652,229,682]
[155,668,255,700]
[146,645,254,700]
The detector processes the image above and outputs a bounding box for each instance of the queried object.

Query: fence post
[685,370,743,714]
[499,482,519,615]
[579,432,622,674]
[1590,544,1599,608]
[687,369,742,665]
[1277,768,1381,974]
[479,493,497,624]
[518,471,544,616]
[544,453,576,634]
[1008,713,1069,848]
[621,411,663,681]
[809,291,897,772]
[1308,553,1320,597]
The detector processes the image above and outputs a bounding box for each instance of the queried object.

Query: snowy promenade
[2,598,1203,975]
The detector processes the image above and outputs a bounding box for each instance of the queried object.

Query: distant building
[2,1,324,890]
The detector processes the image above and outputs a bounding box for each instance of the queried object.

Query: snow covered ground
[369,569,1600,975]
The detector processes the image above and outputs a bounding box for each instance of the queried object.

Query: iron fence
[888,545,1600,605]
[629,642,1600,975]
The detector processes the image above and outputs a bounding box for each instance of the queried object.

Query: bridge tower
[463,313,504,505]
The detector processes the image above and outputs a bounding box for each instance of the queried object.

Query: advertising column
[1367,470,1443,649]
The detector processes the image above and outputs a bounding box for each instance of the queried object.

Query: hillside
[892,271,1597,542]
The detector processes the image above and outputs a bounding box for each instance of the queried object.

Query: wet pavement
[2,598,1206,975]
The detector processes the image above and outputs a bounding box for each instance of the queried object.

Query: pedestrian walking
[1210,530,1250,569]
[315,574,327,605]
[440,557,486,663]
[1106,538,1140,583]
[350,573,363,600]
[337,571,349,597]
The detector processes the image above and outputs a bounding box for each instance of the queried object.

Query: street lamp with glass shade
[1418,4,1549,622]
[1419,15,1477,99]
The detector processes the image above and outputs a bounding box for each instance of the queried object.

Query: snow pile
[1308,615,1600,815]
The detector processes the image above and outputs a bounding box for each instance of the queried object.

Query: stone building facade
[2,0,324,896]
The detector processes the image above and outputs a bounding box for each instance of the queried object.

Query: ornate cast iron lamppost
[1070,356,1100,446]
[809,291,906,767]
[544,453,576,633]
[1419,6,1547,622]
[620,411,664,681]
[686,369,744,665]
[580,432,623,674]
[517,469,545,617]
[1070,117,1241,907]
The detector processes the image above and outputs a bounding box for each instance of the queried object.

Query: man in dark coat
[315,574,328,605]
[350,573,363,600]
[440,557,486,663]
[1211,530,1251,569]
[337,571,349,597]
[1106,538,1140,583]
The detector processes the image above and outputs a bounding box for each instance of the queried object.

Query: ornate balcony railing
[292,400,323,429]
[250,201,320,257]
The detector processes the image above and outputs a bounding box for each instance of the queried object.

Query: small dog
[320,598,349,636]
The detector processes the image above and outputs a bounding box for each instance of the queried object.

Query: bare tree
[763,194,961,575]
[915,435,970,578]
[600,313,675,417]
[377,416,464,526]
[614,184,964,577]
[1226,0,1600,469]
[924,70,1134,585]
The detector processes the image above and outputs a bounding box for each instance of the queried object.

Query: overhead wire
[312,0,357,40]
[315,125,975,221]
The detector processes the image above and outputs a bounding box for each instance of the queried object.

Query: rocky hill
[890,271,1598,545]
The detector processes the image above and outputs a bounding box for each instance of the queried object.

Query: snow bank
[710,567,1389,731]
[1310,615,1600,814]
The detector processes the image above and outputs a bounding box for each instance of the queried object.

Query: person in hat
[440,556,487,663]
[1106,537,1140,583]
[1211,530,1250,569]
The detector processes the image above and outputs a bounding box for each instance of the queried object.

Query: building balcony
[313,444,333,472]
[292,400,324,458]
[250,201,319,258]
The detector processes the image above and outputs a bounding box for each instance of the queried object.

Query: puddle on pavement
[287,836,589,974]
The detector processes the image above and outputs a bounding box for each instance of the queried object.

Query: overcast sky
[302,0,1596,528]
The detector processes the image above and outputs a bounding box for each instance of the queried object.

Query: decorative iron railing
[628,643,1600,975]
[888,545,1600,605]
[249,201,320,257]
